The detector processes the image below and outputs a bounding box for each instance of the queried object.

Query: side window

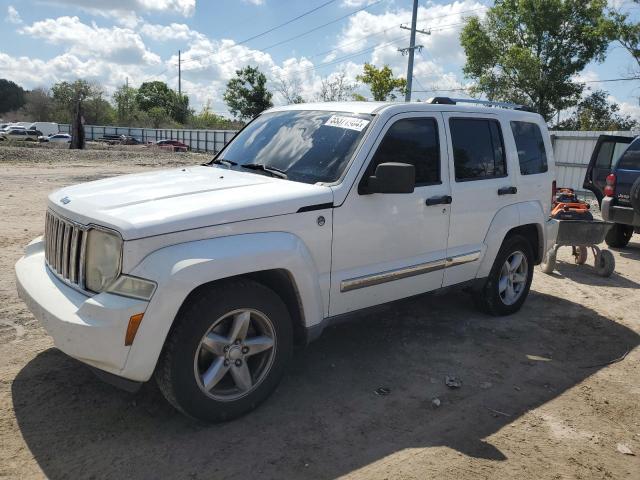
[595,141,615,168]
[616,138,640,170]
[366,118,440,186]
[450,118,506,181]
[510,121,548,175]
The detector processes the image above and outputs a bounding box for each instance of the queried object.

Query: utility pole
[399,0,430,102]
[178,49,182,96]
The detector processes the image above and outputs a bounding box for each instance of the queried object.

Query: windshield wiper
[211,158,237,167]
[241,163,288,179]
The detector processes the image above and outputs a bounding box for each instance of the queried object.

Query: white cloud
[341,0,378,6]
[5,5,21,24]
[140,22,202,42]
[243,0,265,4]
[43,0,195,17]
[0,51,146,94]
[21,16,161,65]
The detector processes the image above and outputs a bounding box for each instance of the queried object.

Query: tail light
[551,180,557,204]
[604,174,616,197]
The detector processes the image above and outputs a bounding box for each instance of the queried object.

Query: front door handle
[498,186,518,195]
[425,195,452,206]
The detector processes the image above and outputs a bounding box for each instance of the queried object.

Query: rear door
[583,135,633,204]
[441,113,517,287]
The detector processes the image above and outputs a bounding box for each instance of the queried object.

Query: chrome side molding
[340,250,481,292]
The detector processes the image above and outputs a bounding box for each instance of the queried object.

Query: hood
[48,166,333,239]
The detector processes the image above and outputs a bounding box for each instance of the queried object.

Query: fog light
[125,313,144,346]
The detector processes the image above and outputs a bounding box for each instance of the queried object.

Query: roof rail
[426,97,534,112]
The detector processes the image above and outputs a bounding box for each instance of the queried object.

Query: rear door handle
[425,195,452,206]
[498,186,517,195]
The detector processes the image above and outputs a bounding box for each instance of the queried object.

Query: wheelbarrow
[540,220,615,277]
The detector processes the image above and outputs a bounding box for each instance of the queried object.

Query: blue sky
[1,0,639,120]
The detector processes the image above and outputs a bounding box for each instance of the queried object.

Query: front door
[330,113,451,316]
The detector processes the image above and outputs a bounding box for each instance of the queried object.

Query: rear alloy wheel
[605,223,633,248]
[474,235,534,316]
[156,280,293,422]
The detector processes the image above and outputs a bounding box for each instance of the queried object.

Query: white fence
[61,124,635,193]
[551,130,636,195]
[59,124,237,153]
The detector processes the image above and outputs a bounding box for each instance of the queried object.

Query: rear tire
[605,223,633,248]
[474,234,534,316]
[155,279,293,422]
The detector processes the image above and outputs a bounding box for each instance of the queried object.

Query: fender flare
[122,232,324,381]
[476,201,546,278]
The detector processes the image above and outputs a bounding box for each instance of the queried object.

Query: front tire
[155,279,293,422]
[474,235,534,316]
[605,223,633,248]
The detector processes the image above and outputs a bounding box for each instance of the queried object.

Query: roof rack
[426,97,534,112]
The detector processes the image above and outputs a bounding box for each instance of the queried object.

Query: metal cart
[540,220,615,277]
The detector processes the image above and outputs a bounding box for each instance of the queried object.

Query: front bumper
[15,238,149,378]
[601,197,640,227]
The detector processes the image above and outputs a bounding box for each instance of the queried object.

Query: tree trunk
[69,100,85,150]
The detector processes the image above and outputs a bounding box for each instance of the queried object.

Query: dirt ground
[1,144,639,480]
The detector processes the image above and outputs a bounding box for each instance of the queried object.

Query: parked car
[584,135,640,247]
[28,122,59,137]
[47,133,72,143]
[153,139,189,150]
[15,99,558,422]
[1,124,25,132]
[0,128,40,141]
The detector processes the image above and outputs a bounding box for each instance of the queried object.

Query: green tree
[555,90,638,130]
[608,2,640,79]
[21,88,54,121]
[0,79,26,113]
[135,81,175,112]
[188,101,242,129]
[113,84,138,125]
[223,66,273,120]
[356,64,407,101]
[460,0,612,120]
[135,81,189,124]
[84,97,116,125]
[51,79,98,123]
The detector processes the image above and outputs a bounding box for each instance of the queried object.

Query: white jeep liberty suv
[16,98,558,421]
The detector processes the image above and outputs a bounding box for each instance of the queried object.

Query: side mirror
[364,162,415,194]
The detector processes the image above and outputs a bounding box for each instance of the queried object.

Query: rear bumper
[601,197,640,226]
[15,238,149,378]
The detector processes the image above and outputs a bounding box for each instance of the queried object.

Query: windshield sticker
[324,115,370,132]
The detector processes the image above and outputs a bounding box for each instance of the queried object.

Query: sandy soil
[0,144,639,480]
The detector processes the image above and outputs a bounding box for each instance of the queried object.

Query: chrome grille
[45,210,87,288]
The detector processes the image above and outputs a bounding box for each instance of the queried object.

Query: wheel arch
[122,232,325,382]
[477,202,546,278]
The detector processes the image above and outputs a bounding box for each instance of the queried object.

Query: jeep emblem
[60,196,71,204]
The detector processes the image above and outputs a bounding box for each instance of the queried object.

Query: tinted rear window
[616,138,640,170]
[510,121,548,175]
[450,118,506,181]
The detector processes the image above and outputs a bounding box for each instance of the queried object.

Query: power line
[179,4,484,67]
[236,0,339,46]
[180,0,386,66]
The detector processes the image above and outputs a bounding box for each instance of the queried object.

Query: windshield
[213,110,373,184]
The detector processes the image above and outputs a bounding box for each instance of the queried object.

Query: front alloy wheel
[156,280,293,422]
[194,309,276,401]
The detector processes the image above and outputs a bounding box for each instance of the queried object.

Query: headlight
[84,228,122,292]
